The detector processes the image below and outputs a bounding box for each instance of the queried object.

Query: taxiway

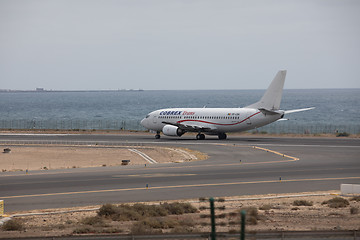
[0,134,359,212]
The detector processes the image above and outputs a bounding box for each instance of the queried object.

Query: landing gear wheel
[218,133,227,140]
[196,133,205,140]
[155,134,161,139]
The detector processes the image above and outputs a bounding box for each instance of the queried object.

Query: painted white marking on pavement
[128,149,157,164]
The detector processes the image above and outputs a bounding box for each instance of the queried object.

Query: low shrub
[259,204,271,210]
[178,217,195,227]
[217,206,226,210]
[241,207,259,225]
[131,216,197,234]
[109,205,142,221]
[98,203,118,217]
[130,221,162,235]
[161,202,198,215]
[350,207,359,215]
[1,219,24,231]
[81,216,107,227]
[336,132,350,137]
[350,196,360,202]
[97,202,198,221]
[228,212,238,218]
[293,200,313,206]
[73,227,93,234]
[65,220,73,224]
[216,213,226,219]
[322,197,349,208]
[99,228,122,234]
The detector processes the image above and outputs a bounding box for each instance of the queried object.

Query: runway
[1,133,359,212]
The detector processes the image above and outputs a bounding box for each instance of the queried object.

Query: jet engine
[162,125,185,137]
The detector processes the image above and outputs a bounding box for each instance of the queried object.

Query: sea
[0,89,359,134]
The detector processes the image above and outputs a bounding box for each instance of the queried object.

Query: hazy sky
[1,0,359,90]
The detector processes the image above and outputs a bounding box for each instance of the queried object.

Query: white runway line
[171,148,197,160]
[128,149,157,164]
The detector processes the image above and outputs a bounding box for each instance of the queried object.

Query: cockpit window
[146,115,150,118]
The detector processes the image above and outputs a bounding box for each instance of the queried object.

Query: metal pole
[240,210,246,240]
[209,197,216,240]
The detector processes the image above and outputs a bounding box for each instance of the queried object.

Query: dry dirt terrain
[0,145,206,172]
[0,191,359,238]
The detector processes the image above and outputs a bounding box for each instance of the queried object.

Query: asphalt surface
[0,133,359,212]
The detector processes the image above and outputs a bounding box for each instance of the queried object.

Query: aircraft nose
[140,118,147,128]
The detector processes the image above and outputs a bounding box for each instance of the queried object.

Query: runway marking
[113,173,197,178]
[128,149,157,164]
[2,167,358,187]
[2,176,360,200]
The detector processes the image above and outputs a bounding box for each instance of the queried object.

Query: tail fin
[246,70,286,110]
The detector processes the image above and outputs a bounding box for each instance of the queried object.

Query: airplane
[140,70,314,140]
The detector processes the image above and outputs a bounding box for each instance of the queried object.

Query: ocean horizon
[1,88,359,134]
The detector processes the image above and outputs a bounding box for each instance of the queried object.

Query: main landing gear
[155,131,161,139]
[196,133,205,140]
[218,133,227,140]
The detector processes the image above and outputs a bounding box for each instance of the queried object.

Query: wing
[162,121,217,133]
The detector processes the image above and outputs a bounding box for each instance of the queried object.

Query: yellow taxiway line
[252,146,299,161]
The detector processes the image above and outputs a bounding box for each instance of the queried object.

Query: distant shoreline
[0,89,144,93]
[1,88,359,93]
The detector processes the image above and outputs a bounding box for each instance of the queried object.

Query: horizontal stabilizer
[259,108,282,115]
[276,118,289,122]
[284,107,315,114]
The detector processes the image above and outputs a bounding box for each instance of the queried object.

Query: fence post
[209,197,216,240]
[240,210,246,240]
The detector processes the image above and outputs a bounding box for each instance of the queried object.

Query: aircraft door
[153,115,158,124]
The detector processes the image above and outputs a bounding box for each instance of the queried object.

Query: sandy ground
[0,191,359,238]
[0,145,207,172]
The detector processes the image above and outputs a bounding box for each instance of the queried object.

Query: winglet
[246,70,286,110]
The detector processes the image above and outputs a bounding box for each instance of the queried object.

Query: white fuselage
[140,71,313,140]
[141,107,282,134]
